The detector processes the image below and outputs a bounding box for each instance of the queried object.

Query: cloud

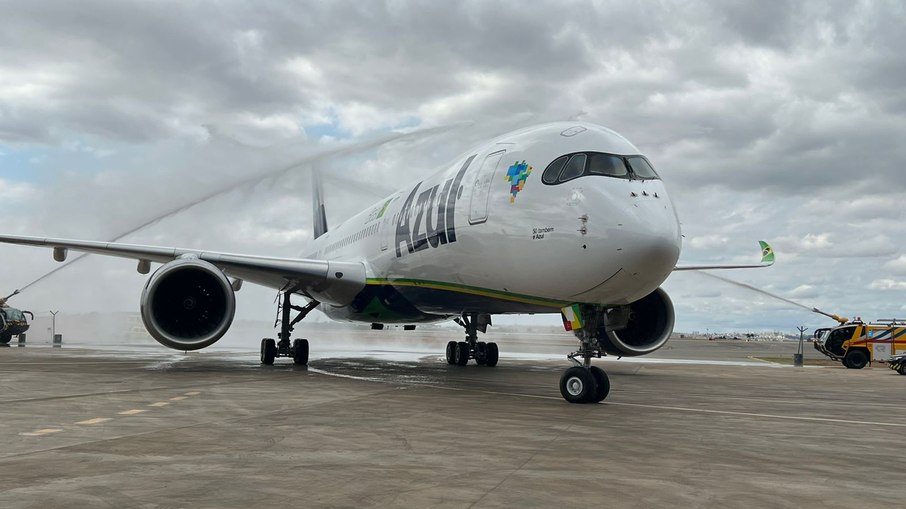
[869,279,906,291]
[687,235,730,250]
[0,178,36,202]
[883,255,906,275]
[787,285,819,299]
[773,232,897,258]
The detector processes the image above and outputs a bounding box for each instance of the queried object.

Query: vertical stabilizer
[312,167,328,240]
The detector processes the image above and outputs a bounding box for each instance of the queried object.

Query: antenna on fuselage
[312,166,328,240]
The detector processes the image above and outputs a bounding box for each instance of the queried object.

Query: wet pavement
[0,335,903,508]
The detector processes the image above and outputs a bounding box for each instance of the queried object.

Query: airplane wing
[673,240,774,271]
[0,234,365,306]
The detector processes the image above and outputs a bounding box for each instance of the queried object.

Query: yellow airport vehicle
[0,290,32,344]
[814,318,906,369]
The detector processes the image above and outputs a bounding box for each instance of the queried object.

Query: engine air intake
[140,258,236,351]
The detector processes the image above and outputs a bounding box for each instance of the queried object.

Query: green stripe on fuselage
[365,278,569,308]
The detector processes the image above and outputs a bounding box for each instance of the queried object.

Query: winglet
[312,167,328,240]
[758,240,775,266]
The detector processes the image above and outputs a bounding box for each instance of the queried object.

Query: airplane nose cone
[619,197,681,300]
[624,229,680,278]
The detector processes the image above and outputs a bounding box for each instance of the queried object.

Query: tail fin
[312,167,328,240]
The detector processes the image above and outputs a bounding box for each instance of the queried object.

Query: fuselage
[306,122,682,323]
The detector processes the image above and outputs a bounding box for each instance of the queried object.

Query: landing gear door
[468,150,506,225]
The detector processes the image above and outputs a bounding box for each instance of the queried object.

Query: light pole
[49,310,59,343]
[795,326,808,367]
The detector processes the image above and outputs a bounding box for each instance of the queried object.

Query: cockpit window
[3,308,24,321]
[540,151,661,185]
[627,156,658,179]
[541,155,568,184]
[558,154,586,182]
[588,153,628,177]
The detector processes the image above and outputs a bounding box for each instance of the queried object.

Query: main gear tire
[292,338,309,365]
[485,342,499,367]
[261,338,277,365]
[454,341,470,366]
[474,342,487,365]
[445,341,457,364]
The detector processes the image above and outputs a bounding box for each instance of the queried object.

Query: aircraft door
[379,195,400,251]
[468,150,506,225]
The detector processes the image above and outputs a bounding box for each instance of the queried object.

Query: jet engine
[597,287,674,357]
[140,258,236,351]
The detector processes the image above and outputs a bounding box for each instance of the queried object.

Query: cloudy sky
[2,0,906,336]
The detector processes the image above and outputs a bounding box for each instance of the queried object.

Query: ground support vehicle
[813,319,906,369]
[0,291,32,344]
[0,306,31,344]
[888,354,906,375]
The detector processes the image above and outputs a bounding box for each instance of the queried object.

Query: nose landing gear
[560,305,612,404]
[445,312,499,367]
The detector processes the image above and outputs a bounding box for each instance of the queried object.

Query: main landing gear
[445,312,499,367]
[260,292,319,366]
[560,305,613,404]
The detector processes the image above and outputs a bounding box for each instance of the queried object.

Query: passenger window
[558,154,586,182]
[542,155,568,184]
[587,153,628,177]
[627,156,658,179]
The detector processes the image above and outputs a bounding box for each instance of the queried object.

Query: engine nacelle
[140,258,236,351]
[597,287,674,357]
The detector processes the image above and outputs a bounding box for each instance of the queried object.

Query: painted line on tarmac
[75,417,112,425]
[15,390,204,438]
[20,428,64,436]
[605,402,906,428]
[310,366,906,428]
[307,367,382,382]
[461,387,906,428]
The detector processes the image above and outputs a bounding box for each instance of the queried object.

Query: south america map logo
[504,160,532,203]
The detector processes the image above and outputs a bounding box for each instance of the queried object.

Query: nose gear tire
[588,366,610,402]
[559,366,596,403]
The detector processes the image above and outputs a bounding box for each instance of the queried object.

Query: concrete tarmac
[0,335,903,508]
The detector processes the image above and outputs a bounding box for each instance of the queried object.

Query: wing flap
[0,234,365,306]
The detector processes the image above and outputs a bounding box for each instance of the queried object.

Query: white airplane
[0,122,773,403]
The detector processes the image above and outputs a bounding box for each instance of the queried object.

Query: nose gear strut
[445,312,499,367]
[561,304,611,404]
